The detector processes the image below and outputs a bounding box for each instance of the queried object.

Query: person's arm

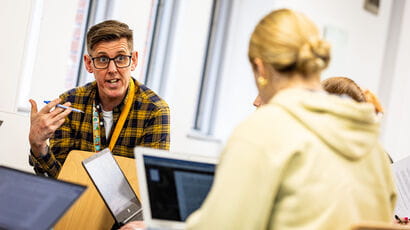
[28,98,73,177]
[119,221,145,230]
[186,136,283,229]
[140,106,170,150]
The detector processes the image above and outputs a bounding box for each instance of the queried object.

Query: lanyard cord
[92,104,102,152]
[92,79,135,152]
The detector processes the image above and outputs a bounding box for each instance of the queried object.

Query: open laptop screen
[0,166,86,230]
[82,149,142,224]
[143,155,215,221]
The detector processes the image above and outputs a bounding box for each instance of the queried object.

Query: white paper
[393,155,410,217]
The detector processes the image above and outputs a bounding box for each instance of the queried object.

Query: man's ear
[84,55,93,73]
[131,51,138,71]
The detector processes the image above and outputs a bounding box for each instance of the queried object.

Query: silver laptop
[134,147,217,230]
[82,148,143,227]
[0,165,86,230]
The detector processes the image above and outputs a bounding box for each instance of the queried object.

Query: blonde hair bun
[248,9,331,76]
[297,38,331,75]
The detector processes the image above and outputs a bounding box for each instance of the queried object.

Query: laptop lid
[0,165,86,230]
[82,148,143,225]
[134,147,217,230]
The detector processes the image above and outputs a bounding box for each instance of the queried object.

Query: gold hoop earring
[257,76,268,87]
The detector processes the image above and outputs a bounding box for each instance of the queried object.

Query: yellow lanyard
[92,79,135,152]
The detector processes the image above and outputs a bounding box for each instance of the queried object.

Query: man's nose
[107,60,118,72]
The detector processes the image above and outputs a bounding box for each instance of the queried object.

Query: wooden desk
[54,150,140,230]
[351,221,410,230]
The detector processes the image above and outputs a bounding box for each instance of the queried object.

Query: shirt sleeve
[139,106,170,150]
[185,136,282,230]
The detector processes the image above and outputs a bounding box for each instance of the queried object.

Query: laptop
[82,148,143,228]
[134,147,217,230]
[0,165,86,230]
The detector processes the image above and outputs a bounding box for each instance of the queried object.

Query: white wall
[1,0,409,171]
[275,0,393,92]
[0,0,32,112]
[0,112,31,172]
[213,0,394,142]
[162,0,223,157]
[382,1,410,161]
[213,0,274,140]
[0,0,34,172]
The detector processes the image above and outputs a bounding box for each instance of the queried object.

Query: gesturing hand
[29,98,73,157]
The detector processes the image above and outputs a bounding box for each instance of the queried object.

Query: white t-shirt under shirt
[102,110,113,138]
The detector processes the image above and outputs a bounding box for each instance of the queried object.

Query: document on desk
[392,155,410,217]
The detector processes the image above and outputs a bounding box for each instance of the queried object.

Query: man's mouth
[106,79,119,83]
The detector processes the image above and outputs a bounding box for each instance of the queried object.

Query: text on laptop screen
[143,156,215,221]
[0,166,85,230]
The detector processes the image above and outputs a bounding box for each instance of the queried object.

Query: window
[76,0,114,86]
[16,0,44,113]
[16,0,91,113]
[193,0,233,135]
[142,0,179,97]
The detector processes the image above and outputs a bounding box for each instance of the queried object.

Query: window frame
[192,0,233,136]
[142,0,179,97]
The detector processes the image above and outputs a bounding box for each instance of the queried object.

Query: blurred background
[1,0,409,171]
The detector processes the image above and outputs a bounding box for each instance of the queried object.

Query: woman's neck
[261,73,322,103]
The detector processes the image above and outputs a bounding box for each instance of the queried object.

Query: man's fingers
[52,106,72,123]
[46,116,68,135]
[53,117,68,130]
[49,101,72,117]
[29,99,38,116]
[40,98,62,114]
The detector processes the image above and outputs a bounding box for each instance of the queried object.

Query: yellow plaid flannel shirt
[29,78,170,177]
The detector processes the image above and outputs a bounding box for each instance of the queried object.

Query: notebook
[134,147,217,230]
[0,165,86,230]
[82,148,143,227]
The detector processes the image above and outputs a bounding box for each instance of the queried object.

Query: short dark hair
[86,20,133,53]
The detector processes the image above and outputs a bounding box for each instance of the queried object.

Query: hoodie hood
[270,88,380,161]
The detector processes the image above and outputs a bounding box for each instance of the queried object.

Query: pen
[44,100,84,113]
[395,215,403,224]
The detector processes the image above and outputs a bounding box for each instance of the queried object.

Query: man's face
[84,38,138,103]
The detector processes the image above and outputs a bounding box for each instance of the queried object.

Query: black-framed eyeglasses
[90,54,132,69]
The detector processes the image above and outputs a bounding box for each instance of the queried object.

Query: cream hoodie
[186,88,396,230]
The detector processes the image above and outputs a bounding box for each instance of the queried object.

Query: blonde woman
[185,9,396,230]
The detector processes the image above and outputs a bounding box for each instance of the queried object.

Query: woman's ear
[253,58,267,79]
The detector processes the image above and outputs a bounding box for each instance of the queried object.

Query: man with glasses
[28,20,170,177]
